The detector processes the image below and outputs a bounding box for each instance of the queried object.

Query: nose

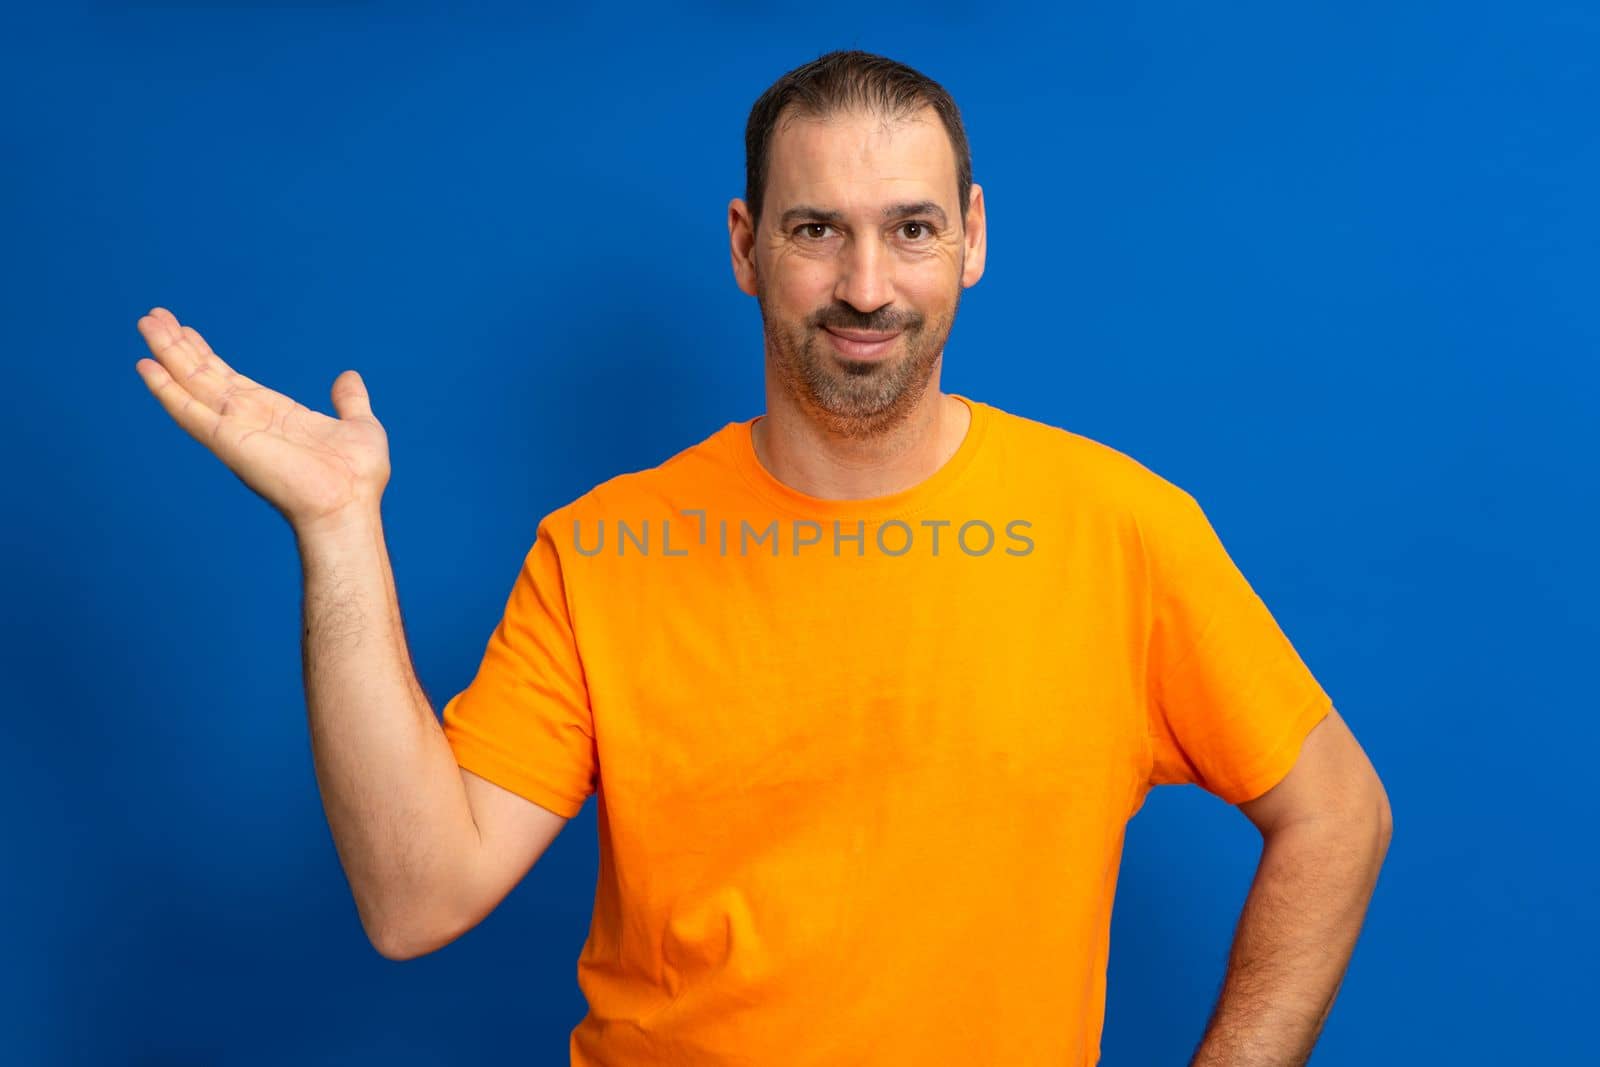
[833,232,895,316]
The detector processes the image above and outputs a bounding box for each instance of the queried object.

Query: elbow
[1364,780,1394,868]
[371,925,419,962]
[370,918,444,961]
[367,907,467,962]
[363,911,415,962]
[371,926,436,962]
[358,901,426,962]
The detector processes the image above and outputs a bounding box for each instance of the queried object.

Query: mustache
[812,308,919,333]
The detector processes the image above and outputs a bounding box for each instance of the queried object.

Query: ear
[729,197,759,297]
[960,182,987,288]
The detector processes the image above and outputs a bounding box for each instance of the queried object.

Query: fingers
[139,307,201,378]
[136,307,262,413]
[135,354,222,446]
[169,314,250,381]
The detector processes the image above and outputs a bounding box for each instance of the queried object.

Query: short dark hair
[743,50,973,235]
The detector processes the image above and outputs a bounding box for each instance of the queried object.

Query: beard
[755,273,962,440]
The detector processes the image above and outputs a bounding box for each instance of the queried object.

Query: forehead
[765,105,956,215]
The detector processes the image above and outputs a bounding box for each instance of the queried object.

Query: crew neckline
[726,394,991,522]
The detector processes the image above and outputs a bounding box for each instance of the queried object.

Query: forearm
[297,506,481,957]
[1188,815,1392,1067]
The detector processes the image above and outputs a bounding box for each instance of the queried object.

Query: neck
[752,376,972,500]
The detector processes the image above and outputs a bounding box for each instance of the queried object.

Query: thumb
[330,369,373,420]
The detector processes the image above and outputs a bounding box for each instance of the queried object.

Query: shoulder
[974,398,1196,520]
[973,401,1226,599]
[537,418,745,532]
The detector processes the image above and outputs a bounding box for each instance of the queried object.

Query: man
[134,49,1391,1067]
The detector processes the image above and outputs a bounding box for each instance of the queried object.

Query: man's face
[730,104,986,436]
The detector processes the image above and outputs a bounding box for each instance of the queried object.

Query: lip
[823,327,903,360]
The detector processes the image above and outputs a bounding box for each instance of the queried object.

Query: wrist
[294,499,384,553]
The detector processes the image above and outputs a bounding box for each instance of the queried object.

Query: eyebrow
[778,200,950,230]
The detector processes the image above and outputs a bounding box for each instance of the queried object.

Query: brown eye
[901,222,934,241]
[796,224,832,240]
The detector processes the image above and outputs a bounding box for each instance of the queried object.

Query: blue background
[3,2,1594,1063]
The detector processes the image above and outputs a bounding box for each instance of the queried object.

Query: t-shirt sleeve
[440,514,597,819]
[1140,483,1333,804]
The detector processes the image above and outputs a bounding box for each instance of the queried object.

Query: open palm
[134,306,390,534]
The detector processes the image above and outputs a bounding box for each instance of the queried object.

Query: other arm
[1188,707,1394,1066]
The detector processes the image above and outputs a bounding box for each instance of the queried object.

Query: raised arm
[132,307,564,959]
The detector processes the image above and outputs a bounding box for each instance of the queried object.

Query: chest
[573,530,1147,820]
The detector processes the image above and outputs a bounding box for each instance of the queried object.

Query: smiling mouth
[823,327,903,360]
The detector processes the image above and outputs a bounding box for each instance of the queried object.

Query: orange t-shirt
[441,394,1333,1066]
